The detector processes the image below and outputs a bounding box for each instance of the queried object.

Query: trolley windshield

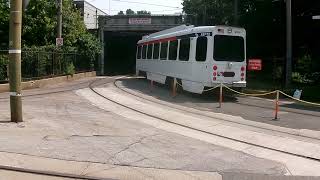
[213,35,245,62]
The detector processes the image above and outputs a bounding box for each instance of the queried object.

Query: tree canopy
[137,10,151,15]
[118,11,125,15]
[120,9,151,15]
[0,0,9,49]
[126,9,135,15]
[0,0,101,63]
[0,0,101,79]
[183,0,320,84]
[182,0,319,59]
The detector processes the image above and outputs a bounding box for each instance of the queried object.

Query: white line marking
[10,92,22,97]
[9,50,21,54]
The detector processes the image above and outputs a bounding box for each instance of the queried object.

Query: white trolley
[136,25,247,94]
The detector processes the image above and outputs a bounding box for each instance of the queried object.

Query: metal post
[219,83,223,108]
[98,21,105,75]
[172,78,177,97]
[109,0,111,14]
[100,30,105,75]
[52,52,54,76]
[202,6,207,25]
[9,0,23,122]
[285,0,292,87]
[57,0,62,39]
[37,52,40,77]
[150,80,154,92]
[95,9,98,29]
[274,90,280,120]
[234,0,239,26]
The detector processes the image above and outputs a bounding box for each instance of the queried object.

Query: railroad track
[0,77,319,178]
[112,77,320,141]
[0,77,118,180]
[88,77,320,163]
[0,78,111,102]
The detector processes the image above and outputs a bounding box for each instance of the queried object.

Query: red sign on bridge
[248,59,262,71]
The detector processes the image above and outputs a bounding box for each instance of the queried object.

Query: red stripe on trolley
[138,36,177,46]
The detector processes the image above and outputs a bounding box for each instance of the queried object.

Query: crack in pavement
[106,134,159,165]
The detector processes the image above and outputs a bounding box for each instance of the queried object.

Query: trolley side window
[160,42,168,60]
[169,40,178,60]
[142,45,147,59]
[196,37,208,62]
[179,38,190,61]
[153,43,160,60]
[214,35,245,62]
[147,44,153,59]
[137,46,142,59]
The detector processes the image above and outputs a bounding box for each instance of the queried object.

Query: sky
[87,0,184,15]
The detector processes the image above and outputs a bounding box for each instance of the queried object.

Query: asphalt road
[0,77,287,178]
[118,78,320,131]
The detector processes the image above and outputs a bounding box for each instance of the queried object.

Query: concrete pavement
[117,78,320,131]
[0,77,288,179]
[76,78,320,175]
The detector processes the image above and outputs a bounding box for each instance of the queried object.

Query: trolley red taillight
[213,65,218,71]
[241,66,245,72]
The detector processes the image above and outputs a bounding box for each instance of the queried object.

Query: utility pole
[9,0,29,123]
[57,0,62,38]
[234,0,239,26]
[202,6,207,25]
[9,0,23,122]
[285,0,292,87]
[96,9,98,29]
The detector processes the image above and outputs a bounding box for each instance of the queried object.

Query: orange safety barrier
[157,80,320,120]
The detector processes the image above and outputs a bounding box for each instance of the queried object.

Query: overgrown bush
[308,72,320,83]
[292,72,311,84]
[273,66,283,81]
[296,54,312,74]
[65,62,75,75]
[0,54,8,81]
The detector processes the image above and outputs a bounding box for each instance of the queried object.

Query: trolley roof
[137,25,246,45]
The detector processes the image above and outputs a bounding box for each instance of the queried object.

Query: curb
[114,79,320,141]
[0,71,96,93]
[0,151,221,180]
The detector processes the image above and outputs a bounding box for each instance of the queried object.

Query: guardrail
[149,79,320,120]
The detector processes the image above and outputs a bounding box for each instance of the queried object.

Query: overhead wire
[111,0,182,9]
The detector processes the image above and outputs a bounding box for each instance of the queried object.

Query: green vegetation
[0,0,101,80]
[0,0,9,49]
[65,62,75,76]
[183,0,320,101]
[0,54,8,81]
[119,9,151,15]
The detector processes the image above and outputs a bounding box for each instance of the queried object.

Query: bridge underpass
[103,31,152,75]
[99,15,183,75]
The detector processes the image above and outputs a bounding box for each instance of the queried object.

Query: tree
[0,0,9,49]
[0,0,101,76]
[23,0,57,46]
[182,0,285,58]
[126,9,135,15]
[182,0,233,25]
[118,11,124,15]
[137,10,151,15]
[22,0,100,57]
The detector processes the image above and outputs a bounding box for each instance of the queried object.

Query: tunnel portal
[99,15,183,75]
